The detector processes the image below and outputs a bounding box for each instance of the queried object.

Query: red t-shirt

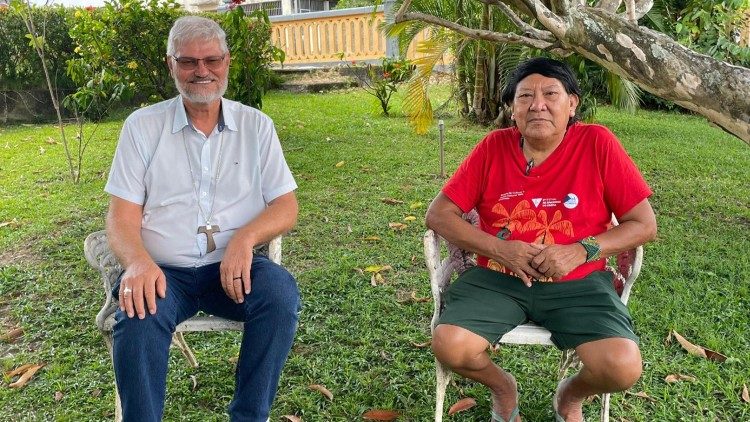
[443,122,652,281]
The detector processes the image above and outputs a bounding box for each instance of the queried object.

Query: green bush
[676,0,750,67]
[67,0,183,103]
[0,3,75,90]
[220,6,284,109]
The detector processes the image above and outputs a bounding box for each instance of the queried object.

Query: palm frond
[606,72,642,112]
[403,34,452,134]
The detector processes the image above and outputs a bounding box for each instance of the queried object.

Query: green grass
[1,89,749,421]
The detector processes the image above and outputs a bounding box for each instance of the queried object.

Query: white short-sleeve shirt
[105,96,297,267]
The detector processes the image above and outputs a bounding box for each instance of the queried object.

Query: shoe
[490,406,519,422]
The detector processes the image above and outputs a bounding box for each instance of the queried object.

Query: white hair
[167,16,228,57]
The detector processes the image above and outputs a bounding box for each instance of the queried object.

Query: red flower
[85,5,95,11]
[383,72,391,78]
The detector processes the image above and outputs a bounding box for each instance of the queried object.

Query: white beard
[174,75,228,104]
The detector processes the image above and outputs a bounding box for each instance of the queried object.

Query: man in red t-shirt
[426,58,656,422]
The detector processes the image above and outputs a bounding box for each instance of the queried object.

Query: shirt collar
[171,96,235,134]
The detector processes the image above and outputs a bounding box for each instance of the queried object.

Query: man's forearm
[231,191,298,249]
[106,196,155,268]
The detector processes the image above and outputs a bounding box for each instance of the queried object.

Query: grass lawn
[0,88,748,421]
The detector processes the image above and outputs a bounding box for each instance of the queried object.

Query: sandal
[490,406,520,422]
[553,377,585,422]
[490,383,520,422]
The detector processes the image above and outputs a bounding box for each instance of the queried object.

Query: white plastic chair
[424,213,643,422]
[84,230,282,422]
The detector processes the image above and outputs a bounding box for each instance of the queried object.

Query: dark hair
[501,57,582,106]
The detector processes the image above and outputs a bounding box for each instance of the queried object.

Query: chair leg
[600,393,610,422]
[172,332,199,369]
[434,358,451,422]
[102,331,122,422]
[557,349,579,380]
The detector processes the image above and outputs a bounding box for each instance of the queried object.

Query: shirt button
[203,167,209,171]
[201,192,207,197]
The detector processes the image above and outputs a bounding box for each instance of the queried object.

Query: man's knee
[581,339,642,391]
[432,325,488,370]
[251,260,299,306]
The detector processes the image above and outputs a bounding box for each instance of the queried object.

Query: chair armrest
[85,231,284,332]
[425,229,455,334]
[84,230,123,332]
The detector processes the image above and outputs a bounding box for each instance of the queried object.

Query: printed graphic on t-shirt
[486,192,575,280]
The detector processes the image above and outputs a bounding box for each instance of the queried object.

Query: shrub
[0,3,74,90]
[354,57,415,116]
[219,6,284,109]
[68,0,183,103]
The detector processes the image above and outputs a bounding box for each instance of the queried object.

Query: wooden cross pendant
[197,224,220,253]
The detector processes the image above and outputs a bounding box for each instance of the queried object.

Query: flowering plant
[355,57,414,116]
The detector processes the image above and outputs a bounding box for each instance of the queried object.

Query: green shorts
[437,267,638,350]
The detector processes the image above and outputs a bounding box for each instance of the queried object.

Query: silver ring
[123,287,133,295]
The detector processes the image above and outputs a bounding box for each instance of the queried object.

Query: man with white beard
[104,16,300,422]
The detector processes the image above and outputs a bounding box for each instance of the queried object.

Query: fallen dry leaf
[371,272,385,286]
[282,416,302,422]
[362,409,400,420]
[308,384,333,401]
[671,330,728,362]
[8,363,44,388]
[5,363,35,378]
[45,137,59,145]
[0,219,19,228]
[396,290,430,304]
[409,202,423,210]
[364,265,392,273]
[91,389,102,398]
[363,236,381,241]
[448,397,477,415]
[703,348,728,362]
[190,375,198,391]
[381,198,404,205]
[335,161,345,168]
[583,395,597,404]
[626,390,657,402]
[1,327,23,343]
[411,340,431,348]
[403,216,417,222]
[664,374,697,383]
[54,391,64,402]
[410,291,431,303]
[389,222,408,231]
[742,384,749,403]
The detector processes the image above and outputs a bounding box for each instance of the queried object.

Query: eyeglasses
[171,55,226,70]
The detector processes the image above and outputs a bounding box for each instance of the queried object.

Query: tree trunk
[471,4,490,123]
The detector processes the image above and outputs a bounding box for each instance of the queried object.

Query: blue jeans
[111,255,300,422]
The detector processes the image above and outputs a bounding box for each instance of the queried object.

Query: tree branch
[479,0,556,41]
[595,0,622,14]
[394,0,413,24]
[630,0,654,20]
[527,0,570,36]
[550,0,572,17]
[398,11,556,50]
[572,8,750,143]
